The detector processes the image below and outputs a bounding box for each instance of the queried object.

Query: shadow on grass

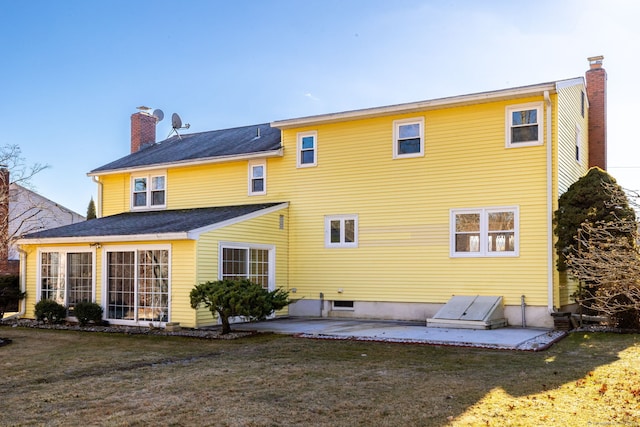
[0,326,638,426]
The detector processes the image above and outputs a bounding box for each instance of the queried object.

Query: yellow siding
[555,83,589,306]
[97,97,553,308]
[89,90,585,315]
[21,244,39,318]
[100,174,128,217]
[557,83,589,194]
[274,97,552,307]
[169,240,197,326]
[194,207,289,327]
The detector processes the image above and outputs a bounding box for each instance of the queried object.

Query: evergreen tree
[566,182,640,328]
[554,168,635,271]
[86,197,96,219]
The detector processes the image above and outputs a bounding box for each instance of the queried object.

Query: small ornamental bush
[190,279,290,334]
[34,299,67,324]
[73,301,103,326]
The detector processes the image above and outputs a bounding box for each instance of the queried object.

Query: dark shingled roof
[91,122,281,173]
[21,203,284,239]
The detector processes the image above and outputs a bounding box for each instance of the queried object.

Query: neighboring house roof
[89,122,282,175]
[17,202,288,244]
[8,183,85,259]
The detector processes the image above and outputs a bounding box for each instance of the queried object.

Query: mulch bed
[0,318,256,342]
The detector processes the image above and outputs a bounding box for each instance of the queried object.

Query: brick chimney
[586,55,607,169]
[130,107,158,153]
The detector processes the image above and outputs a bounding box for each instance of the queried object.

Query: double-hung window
[132,173,166,209]
[39,249,95,316]
[219,243,274,290]
[451,207,519,257]
[325,215,358,248]
[248,160,266,195]
[297,131,317,168]
[506,103,543,147]
[393,118,424,159]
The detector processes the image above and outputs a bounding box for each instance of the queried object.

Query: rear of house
[15,57,607,329]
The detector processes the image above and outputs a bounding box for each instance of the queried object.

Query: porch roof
[17,203,288,244]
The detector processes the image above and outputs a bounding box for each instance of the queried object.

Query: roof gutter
[87,148,283,177]
[16,232,192,245]
[272,83,559,129]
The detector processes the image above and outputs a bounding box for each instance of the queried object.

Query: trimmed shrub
[190,279,290,334]
[34,299,67,324]
[73,301,103,326]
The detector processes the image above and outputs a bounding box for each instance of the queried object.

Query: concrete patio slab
[233,317,566,351]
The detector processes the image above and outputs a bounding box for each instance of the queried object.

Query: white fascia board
[555,77,584,90]
[271,82,558,129]
[17,202,291,245]
[16,232,191,245]
[87,148,283,177]
[187,202,289,239]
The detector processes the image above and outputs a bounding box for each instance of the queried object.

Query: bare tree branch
[566,181,640,324]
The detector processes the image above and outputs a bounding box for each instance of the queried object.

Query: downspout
[3,247,27,320]
[92,176,103,218]
[544,90,555,314]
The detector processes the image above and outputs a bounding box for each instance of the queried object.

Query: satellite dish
[168,112,191,139]
[171,113,182,129]
[152,109,164,122]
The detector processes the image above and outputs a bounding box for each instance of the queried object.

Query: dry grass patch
[0,327,639,426]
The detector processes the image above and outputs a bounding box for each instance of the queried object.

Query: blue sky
[2,0,640,214]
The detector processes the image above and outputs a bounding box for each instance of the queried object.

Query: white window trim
[450,207,519,258]
[324,214,359,248]
[297,131,317,168]
[505,102,543,148]
[332,300,355,311]
[36,247,97,305]
[393,117,425,159]
[248,160,267,196]
[101,244,172,326]
[218,241,276,291]
[130,171,167,210]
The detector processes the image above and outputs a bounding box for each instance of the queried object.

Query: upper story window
[393,117,424,159]
[248,160,266,196]
[132,173,166,209]
[451,207,519,257]
[581,91,585,118]
[297,131,317,168]
[506,103,543,147]
[325,215,358,248]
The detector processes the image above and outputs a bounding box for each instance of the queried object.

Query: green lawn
[1,327,639,426]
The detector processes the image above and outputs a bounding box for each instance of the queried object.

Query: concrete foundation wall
[288,299,555,328]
